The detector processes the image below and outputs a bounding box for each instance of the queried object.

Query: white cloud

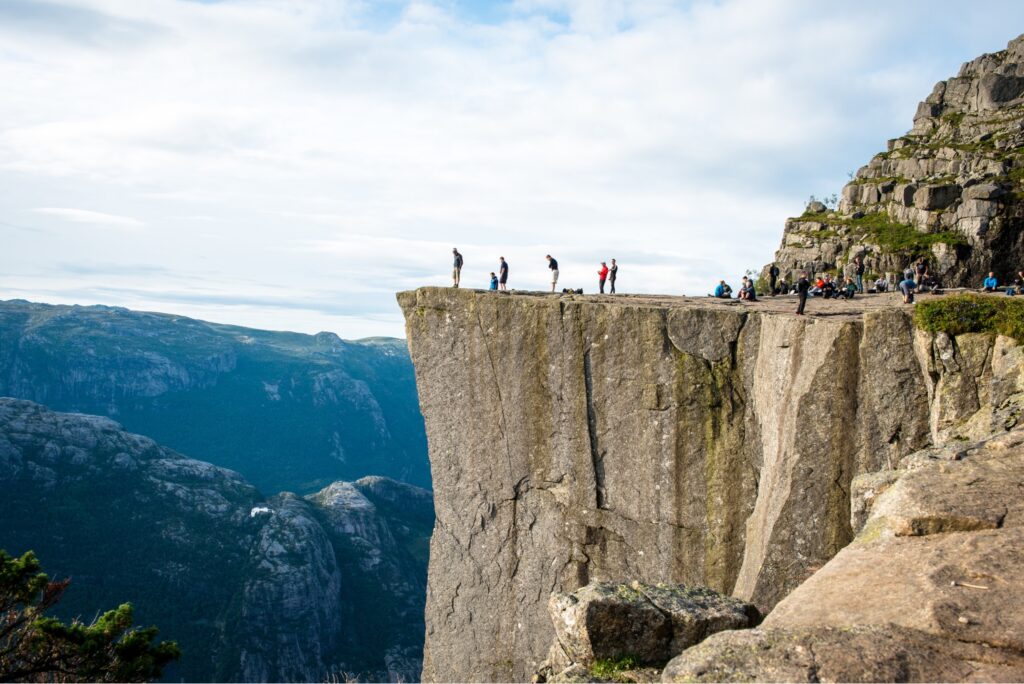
[32,207,145,229]
[1,0,1023,337]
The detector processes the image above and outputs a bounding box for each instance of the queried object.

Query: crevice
[583,348,607,509]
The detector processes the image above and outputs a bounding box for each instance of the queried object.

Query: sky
[2,1,1024,338]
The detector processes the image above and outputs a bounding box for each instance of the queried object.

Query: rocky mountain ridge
[398,287,1024,682]
[768,33,1024,286]
[0,397,431,682]
[0,299,428,494]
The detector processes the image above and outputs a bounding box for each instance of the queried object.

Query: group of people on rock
[451,248,619,294]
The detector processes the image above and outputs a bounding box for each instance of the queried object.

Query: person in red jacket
[598,262,609,294]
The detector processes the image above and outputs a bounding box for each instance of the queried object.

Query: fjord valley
[0,300,432,682]
[0,299,428,494]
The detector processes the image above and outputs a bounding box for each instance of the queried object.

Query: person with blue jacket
[489,272,498,290]
[983,272,998,292]
[713,280,733,298]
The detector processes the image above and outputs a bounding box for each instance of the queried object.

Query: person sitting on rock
[777,277,790,295]
[839,277,857,299]
[821,275,837,299]
[809,277,824,297]
[738,277,758,302]
[900,275,917,304]
[983,272,998,292]
[873,275,889,293]
[713,280,733,298]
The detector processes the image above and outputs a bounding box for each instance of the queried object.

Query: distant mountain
[0,398,431,682]
[0,300,428,494]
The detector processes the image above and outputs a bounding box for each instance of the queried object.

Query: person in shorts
[546,255,559,292]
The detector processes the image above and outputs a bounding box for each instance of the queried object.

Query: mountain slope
[767,32,1024,285]
[0,299,427,494]
[0,398,430,682]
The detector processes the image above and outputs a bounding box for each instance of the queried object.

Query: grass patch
[590,656,639,682]
[914,294,1024,341]
[791,211,966,257]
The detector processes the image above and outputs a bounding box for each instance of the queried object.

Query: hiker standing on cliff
[498,257,509,291]
[609,259,618,294]
[546,255,559,292]
[768,263,780,296]
[795,272,810,315]
[598,262,609,294]
[854,256,865,293]
[452,248,463,288]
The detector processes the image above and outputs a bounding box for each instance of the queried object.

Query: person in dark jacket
[796,272,810,315]
[854,256,865,292]
[452,248,463,287]
[498,257,509,291]
[768,263,780,295]
[546,255,559,292]
[609,259,618,294]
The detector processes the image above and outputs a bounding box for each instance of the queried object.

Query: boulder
[963,183,1006,200]
[913,184,961,210]
[662,625,1024,683]
[805,200,827,214]
[546,582,758,669]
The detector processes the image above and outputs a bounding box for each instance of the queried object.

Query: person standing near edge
[546,255,559,292]
[768,263,780,296]
[795,271,810,315]
[609,259,618,294]
[598,261,609,294]
[498,257,509,291]
[452,248,463,288]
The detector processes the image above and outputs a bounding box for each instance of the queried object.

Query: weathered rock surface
[661,625,1024,683]
[663,429,1024,682]
[0,398,432,682]
[542,581,757,674]
[398,287,1024,682]
[767,33,1024,287]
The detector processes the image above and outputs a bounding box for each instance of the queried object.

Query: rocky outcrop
[767,33,1024,286]
[662,427,1024,682]
[0,398,432,682]
[538,581,757,681]
[0,299,428,494]
[398,287,1024,682]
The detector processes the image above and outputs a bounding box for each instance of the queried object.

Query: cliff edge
[399,287,1024,682]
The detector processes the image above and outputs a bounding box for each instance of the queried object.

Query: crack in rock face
[398,285,1024,682]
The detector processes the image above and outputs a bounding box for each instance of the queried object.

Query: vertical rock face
[767,33,1024,286]
[398,288,1024,682]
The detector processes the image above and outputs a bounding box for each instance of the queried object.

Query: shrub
[914,293,1024,340]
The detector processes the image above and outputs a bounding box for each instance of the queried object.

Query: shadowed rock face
[767,33,1024,287]
[0,398,432,683]
[398,287,1024,682]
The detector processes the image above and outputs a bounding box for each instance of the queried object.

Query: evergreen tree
[0,550,179,682]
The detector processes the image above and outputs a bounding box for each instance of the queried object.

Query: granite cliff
[0,398,432,682]
[768,33,1024,285]
[398,288,1024,681]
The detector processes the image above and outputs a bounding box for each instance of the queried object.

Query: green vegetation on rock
[794,210,966,256]
[914,293,1024,340]
[589,656,639,682]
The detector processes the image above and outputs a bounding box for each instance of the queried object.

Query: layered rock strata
[768,33,1024,286]
[398,287,1024,682]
